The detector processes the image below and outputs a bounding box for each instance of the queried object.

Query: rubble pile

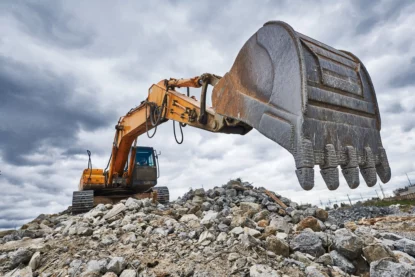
[328,206,392,226]
[1,179,415,277]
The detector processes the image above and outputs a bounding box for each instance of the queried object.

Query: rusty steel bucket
[212,21,391,191]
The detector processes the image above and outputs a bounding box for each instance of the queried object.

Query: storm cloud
[1,0,415,229]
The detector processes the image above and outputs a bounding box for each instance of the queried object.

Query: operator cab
[131,146,159,192]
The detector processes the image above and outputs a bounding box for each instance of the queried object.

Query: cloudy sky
[1,0,415,229]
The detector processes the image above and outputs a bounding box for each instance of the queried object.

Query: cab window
[136,149,154,166]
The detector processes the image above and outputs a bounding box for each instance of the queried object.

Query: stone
[231,257,246,272]
[216,232,228,242]
[370,259,415,277]
[304,207,317,217]
[106,257,126,275]
[305,266,330,277]
[9,247,34,268]
[194,188,206,197]
[231,215,256,229]
[249,264,280,277]
[394,238,415,257]
[315,253,333,266]
[266,205,279,212]
[240,202,261,213]
[68,259,82,276]
[179,214,199,223]
[28,252,41,270]
[276,232,288,240]
[257,219,269,227]
[200,212,218,227]
[362,244,396,263]
[332,228,363,260]
[378,232,404,241]
[120,269,137,277]
[253,210,270,222]
[394,250,415,265]
[230,226,244,235]
[226,189,237,197]
[329,250,355,274]
[315,209,328,222]
[201,202,211,211]
[227,252,240,262]
[125,198,142,210]
[297,216,321,232]
[266,236,289,257]
[102,234,118,245]
[291,210,303,224]
[198,231,215,243]
[192,195,204,205]
[217,223,229,232]
[77,226,93,236]
[103,203,126,220]
[343,222,357,232]
[290,231,325,257]
[269,217,292,234]
[240,233,259,249]
[121,232,137,244]
[86,260,107,273]
[102,273,118,277]
[244,227,261,237]
[5,266,33,277]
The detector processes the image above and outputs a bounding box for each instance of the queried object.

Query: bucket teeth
[341,146,360,189]
[360,147,377,187]
[376,147,391,183]
[320,144,339,190]
[295,139,315,190]
[296,168,314,190]
[342,168,360,189]
[361,168,377,187]
[321,168,339,190]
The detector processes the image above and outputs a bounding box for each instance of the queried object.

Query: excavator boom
[74,20,391,214]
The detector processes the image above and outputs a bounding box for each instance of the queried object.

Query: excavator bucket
[212,21,391,191]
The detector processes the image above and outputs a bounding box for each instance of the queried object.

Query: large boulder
[200,212,218,227]
[103,204,126,220]
[332,228,363,259]
[266,236,289,257]
[9,248,34,268]
[269,217,292,234]
[329,250,355,274]
[297,216,321,232]
[179,214,199,223]
[28,252,41,271]
[394,239,415,257]
[290,231,325,257]
[315,209,328,222]
[106,257,126,275]
[370,259,415,277]
[362,244,396,263]
[394,250,415,265]
[239,202,261,214]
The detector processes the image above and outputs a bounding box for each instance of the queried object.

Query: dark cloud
[384,102,405,114]
[389,57,415,88]
[354,0,414,35]
[402,121,415,133]
[0,55,115,166]
[1,0,94,49]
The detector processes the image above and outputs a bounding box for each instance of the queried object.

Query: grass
[363,199,415,212]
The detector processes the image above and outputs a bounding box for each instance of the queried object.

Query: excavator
[72,21,391,214]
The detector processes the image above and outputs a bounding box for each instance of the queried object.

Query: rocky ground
[1,179,415,277]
